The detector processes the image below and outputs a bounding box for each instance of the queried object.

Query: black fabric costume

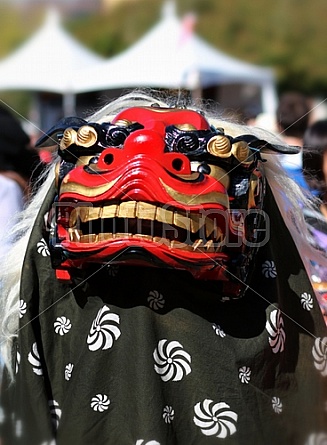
[1,184,327,445]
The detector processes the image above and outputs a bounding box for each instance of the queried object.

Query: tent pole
[63,92,76,116]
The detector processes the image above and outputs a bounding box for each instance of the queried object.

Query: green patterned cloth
[1,185,327,445]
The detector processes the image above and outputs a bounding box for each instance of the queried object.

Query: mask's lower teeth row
[67,230,224,252]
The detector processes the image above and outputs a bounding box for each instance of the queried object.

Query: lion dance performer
[0,92,326,445]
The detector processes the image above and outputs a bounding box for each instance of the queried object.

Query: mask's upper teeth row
[69,201,224,240]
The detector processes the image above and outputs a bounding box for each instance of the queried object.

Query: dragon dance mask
[37,106,299,297]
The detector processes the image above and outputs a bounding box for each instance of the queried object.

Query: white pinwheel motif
[28,342,43,375]
[87,305,121,352]
[148,290,165,310]
[312,337,327,377]
[49,400,61,431]
[65,363,74,381]
[16,350,20,374]
[212,323,226,338]
[271,396,283,414]
[153,339,191,382]
[266,309,285,353]
[19,300,27,319]
[162,405,174,424]
[238,366,251,384]
[91,394,110,412]
[193,399,238,438]
[300,292,314,311]
[36,238,50,257]
[54,316,72,336]
[262,260,277,278]
[135,441,160,445]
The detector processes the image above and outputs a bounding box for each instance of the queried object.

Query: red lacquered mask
[36,106,298,297]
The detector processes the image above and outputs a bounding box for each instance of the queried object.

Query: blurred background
[0,0,326,138]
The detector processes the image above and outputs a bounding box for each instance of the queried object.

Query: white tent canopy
[0,9,104,114]
[75,2,277,115]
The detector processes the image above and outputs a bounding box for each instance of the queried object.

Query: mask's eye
[106,126,130,147]
[175,133,199,153]
[104,120,144,147]
[165,125,212,156]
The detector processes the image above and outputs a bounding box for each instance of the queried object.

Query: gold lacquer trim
[207,135,231,157]
[160,179,229,207]
[59,177,120,197]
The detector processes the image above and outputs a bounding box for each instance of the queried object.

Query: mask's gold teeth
[102,204,118,218]
[136,202,157,220]
[65,201,227,252]
[192,239,204,250]
[118,201,137,218]
[156,207,174,225]
[173,212,191,232]
[98,233,113,241]
[205,240,215,252]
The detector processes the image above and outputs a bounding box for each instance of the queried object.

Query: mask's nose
[98,129,192,175]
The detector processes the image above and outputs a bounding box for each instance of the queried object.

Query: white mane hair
[0,90,325,380]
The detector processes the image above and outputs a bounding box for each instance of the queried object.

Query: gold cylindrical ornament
[207,135,231,157]
[232,141,252,165]
[76,126,98,147]
[60,128,77,150]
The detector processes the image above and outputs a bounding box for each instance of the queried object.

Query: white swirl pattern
[193,399,238,438]
[271,396,283,414]
[16,350,20,374]
[212,323,226,338]
[48,400,61,431]
[19,300,27,319]
[162,405,174,423]
[36,238,50,257]
[153,339,191,382]
[54,316,72,336]
[65,363,74,381]
[238,366,251,384]
[262,260,277,278]
[87,305,121,351]
[312,337,327,377]
[148,290,165,310]
[90,394,110,412]
[266,309,285,353]
[300,292,314,311]
[28,342,43,376]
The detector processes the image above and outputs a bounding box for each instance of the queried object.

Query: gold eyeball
[176,123,197,131]
[76,125,98,147]
[231,141,252,164]
[207,135,231,157]
[60,128,77,150]
[114,119,132,127]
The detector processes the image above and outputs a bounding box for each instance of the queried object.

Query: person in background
[0,105,41,256]
[276,91,311,189]
[302,119,327,324]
